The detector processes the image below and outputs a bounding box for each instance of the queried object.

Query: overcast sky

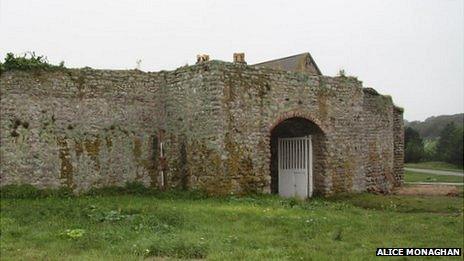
[1,0,462,121]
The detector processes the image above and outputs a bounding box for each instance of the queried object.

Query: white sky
[0,0,462,121]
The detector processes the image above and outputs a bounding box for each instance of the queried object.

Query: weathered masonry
[0,53,404,197]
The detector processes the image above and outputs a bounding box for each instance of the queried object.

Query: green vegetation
[0,183,206,200]
[436,122,464,166]
[0,184,74,199]
[327,193,463,213]
[404,127,424,163]
[404,170,464,183]
[0,52,65,73]
[405,162,464,172]
[423,139,438,161]
[405,113,463,140]
[405,121,463,166]
[1,188,463,260]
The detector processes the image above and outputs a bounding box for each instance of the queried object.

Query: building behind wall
[0,52,404,195]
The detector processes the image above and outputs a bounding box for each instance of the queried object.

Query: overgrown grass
[0,183,207,199]
[404,170,464,183]
[1,188,463,260]
[0,184,74,199]
[405,161,464,172]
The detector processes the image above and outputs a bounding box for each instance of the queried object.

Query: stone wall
[161,63,227,193]
[361,89,396,193]
[0,69,164,192]
[213,62,401,195]
[393,106,405,184]
[0,60,404,195]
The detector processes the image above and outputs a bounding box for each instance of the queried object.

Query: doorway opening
[270,117,325,198]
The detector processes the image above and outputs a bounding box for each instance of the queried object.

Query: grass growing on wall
[0,52,65,73]
[1,191,463,260]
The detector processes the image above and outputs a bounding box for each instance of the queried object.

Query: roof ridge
[252,52,309,66]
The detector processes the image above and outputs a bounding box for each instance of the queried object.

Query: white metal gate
[278,136,312,199]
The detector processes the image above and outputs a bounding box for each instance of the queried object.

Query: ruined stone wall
[393,107,404,184]
[209,62,402,195]
[361,89,396,193]
[0,69,164,192]
[160,63,227,193]
[0,61,403,195]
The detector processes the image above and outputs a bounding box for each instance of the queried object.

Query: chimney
[196,54,210,64]
[233,53,246,64]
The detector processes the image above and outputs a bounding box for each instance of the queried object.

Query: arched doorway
[270,117,326,198]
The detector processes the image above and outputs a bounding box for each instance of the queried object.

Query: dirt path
[394,184,461,196]
[405,167,464,177]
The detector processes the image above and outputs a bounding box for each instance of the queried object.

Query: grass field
[1,191,463,260]
[404,170,464,183]
[405,161,464,172]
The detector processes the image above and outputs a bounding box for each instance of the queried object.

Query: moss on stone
[74,140,84,157]
[57,137,74,188]
[83,137,101,170]
[0,60,402,196]
[84,138,101,157]
[132,137,142,160]
[183,139,229,196]
[224,133,261,194]
[343,159,354,191]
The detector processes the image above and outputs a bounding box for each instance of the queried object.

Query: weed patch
[61,229,85,240]
[143,237,208,259]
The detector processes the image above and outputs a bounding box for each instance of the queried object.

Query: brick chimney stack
[196,54,210,64]
[233,53,246,64]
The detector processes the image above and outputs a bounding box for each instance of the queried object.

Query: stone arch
[268,110,328,135]
[268,112,328,196]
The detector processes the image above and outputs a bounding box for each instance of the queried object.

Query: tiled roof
[252,52,322,75]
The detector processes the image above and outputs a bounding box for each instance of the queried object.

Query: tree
[423,139,438,161]
[404,127,424,163]
[449,126,463,166]
[435,122,463,166]
[436,122,456,162]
